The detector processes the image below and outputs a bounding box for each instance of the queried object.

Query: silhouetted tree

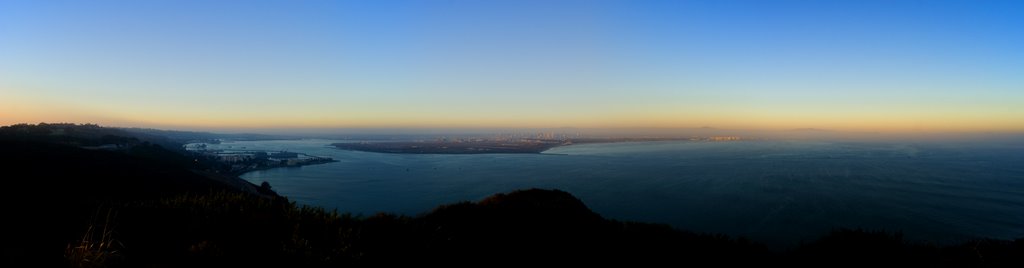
[258,181,274,195]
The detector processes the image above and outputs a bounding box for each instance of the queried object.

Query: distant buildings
[217,154,255,163]
[270,151,299,159]
[708,136,741,141]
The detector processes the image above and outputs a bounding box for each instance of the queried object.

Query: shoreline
[229,158,338,176]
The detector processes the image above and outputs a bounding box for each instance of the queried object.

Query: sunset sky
[2,0,1022,132]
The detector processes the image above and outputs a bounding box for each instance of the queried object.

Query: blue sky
[2,0,1022,131]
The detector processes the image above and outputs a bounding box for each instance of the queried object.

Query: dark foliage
[43,189,1023,267]
[0,140,240,266]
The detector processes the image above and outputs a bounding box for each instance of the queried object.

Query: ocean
[214,139,1024,247]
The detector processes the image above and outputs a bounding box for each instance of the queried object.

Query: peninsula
[332,136,743,154]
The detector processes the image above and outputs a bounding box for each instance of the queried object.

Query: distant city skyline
[2,1,1022,133]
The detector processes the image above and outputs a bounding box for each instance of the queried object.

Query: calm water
[223,139,1024,247]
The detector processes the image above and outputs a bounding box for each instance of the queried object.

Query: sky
[2,0,1022,132]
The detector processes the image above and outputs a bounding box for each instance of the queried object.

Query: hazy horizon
[9,122,1024,145]
[3,1,1023,133]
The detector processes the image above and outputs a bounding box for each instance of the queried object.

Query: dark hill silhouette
[0,140,243,266]
[417,189,768,265]
[0,123,181,150]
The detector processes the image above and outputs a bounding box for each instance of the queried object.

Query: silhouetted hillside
[0,123,289,153]
[0,123,181,150]
[57,189,772,267]
[417,189,770,265]
[0,140,244,266]
[47,188,1024,267]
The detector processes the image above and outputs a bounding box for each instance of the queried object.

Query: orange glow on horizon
[3,85,1022,133]
[3,107,1022,134]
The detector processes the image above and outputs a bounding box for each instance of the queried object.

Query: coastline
[184,143,339,177]
[228,157,338,176]
[330,138,715,155]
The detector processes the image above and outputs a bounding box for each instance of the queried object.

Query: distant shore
[330,137,718,154]
[229,157,337,176]
[184,145,339,175]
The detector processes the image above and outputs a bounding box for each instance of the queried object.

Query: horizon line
[5,122,1024,136]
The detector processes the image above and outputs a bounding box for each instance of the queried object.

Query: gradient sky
[2,0,1022,132]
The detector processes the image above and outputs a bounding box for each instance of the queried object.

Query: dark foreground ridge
[2,123,1022,267]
